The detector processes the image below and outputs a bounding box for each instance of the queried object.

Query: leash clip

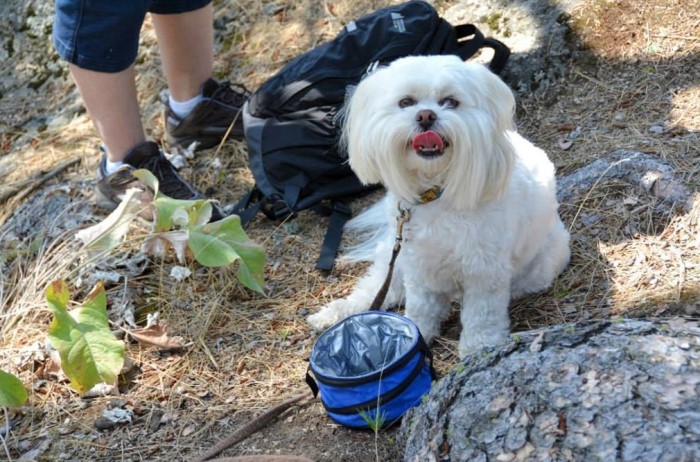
[395,205,411,248]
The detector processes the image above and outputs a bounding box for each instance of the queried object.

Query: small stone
[94,417,117,431]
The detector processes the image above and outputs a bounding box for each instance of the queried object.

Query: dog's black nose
[416,109,437,130]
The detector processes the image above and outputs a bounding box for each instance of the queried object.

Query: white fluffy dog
[307,55,570,358]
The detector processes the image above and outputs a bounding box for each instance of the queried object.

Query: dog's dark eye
[399,97,416,108]
[439,97,460,108]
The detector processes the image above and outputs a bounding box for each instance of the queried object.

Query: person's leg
[152,3,214,102]
[53,0,223,219]
[53,0,149,162]
[149,0,249,149]
[68,64,145,163]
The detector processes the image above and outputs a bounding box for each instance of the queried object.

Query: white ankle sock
[169,93,204,119]
[105,158,125,175]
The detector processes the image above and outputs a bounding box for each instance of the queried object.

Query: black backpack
[235,0,510,271]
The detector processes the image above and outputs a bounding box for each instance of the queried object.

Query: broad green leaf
[0,370,28,407]
[133,169,213,230]
[129,170,265,291]
[132,169,160,194]
[46,281,125,394]
[152,196,209,231]
[188,215,266,293]
[189,201,213,226]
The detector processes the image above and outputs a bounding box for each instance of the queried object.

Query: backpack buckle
[262,196,296,220]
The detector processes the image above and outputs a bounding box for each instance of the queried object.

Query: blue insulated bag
[306,311,436,428]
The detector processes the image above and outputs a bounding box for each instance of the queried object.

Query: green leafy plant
[360,405,389,462]
[359,407,387,433]
[0,370,27,459]
[46,280,125,394]
[278,327,291,341]
[75,169,266,293]
[0,370,27,408]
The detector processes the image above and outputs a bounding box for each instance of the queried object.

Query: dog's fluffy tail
[340,196,392,263]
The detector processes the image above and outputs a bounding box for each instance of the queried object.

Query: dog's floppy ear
[340,75,384,185]
[442,62,516,209]
[469,61,516,133]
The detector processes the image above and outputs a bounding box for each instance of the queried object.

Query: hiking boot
[95,141,223,222]
[164,79,250,150]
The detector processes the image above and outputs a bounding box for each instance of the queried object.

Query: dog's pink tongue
[412,131,444,151]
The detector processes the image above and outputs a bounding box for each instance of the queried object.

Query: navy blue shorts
[53,0,212,73]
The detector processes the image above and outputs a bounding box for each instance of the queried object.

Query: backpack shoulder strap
[234,188,353,272]
[316,200,352,271]
[231,186,265,226]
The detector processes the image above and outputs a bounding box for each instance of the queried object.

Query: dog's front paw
[306,300,348,331]
[307,299,368,331]
[458,328,509,359]
[307,309,338,331]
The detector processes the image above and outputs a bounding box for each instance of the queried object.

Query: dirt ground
[1,0,698,461]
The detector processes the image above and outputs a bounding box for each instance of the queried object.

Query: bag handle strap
[453,24,511,74]
[305,364,320,398]
[483,37,511,74]
[453,24,485,61]
[417,333,437,380]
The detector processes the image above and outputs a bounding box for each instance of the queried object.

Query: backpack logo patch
[391,13,406,32]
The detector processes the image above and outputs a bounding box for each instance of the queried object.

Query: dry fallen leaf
[128,322,190,351]
[45,350,65,378]
[182,423,197,437]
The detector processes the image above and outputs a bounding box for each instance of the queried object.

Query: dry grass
[1,0,699,460]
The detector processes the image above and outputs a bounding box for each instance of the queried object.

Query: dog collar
[417,187,443,204]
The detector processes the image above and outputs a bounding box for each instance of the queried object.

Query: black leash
[366,203,439,382]
[369,205,411,310]
[367,186,443,310]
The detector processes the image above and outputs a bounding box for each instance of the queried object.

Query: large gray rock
[443,0,585,93]
[400,318,700,462]
[556,150,691,211]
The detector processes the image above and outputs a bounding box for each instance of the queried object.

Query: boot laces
[212,81,251,107]
[141,155,195,199]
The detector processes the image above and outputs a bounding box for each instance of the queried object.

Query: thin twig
[651,34,700,41]
[0,157,81,203]
[194,392,311,462]
[0,178,34,201]
[1,407,13,462]
[572,69,616,91]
